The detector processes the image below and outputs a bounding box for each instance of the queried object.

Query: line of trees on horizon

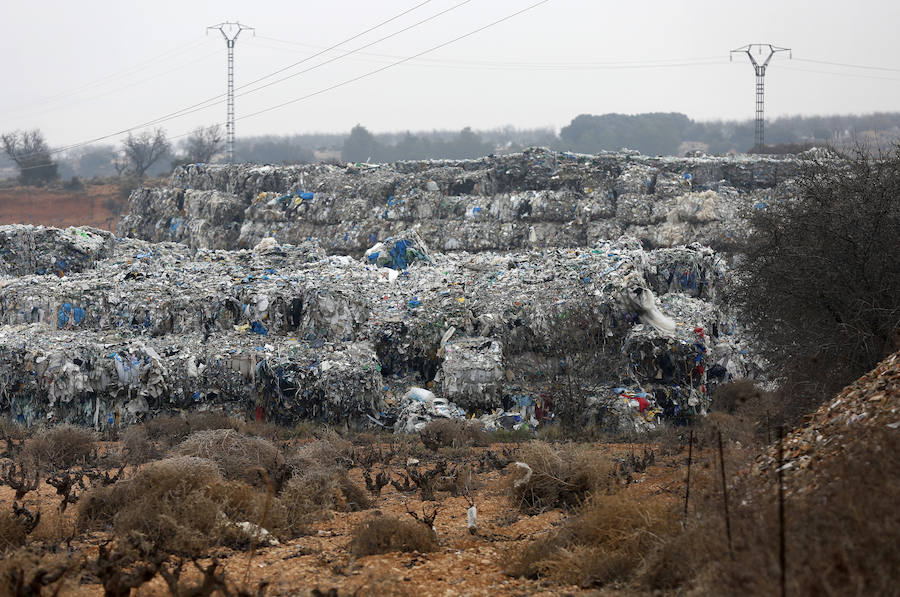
[4,111,900,184]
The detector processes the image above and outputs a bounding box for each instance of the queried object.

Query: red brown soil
[0,184,125,234]
[1,442,688,596]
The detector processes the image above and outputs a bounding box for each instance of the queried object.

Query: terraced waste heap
[0,224,756,431]
[119,147,799,253]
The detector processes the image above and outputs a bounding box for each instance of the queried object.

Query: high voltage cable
[0,49,222,125]
[2,38,208,115]
[780,65,900,82]
[14,0,550,168]
[236,0,551,123]
[254,34,724,67]
[793,57,900,73]
[109,0,447,136]
[132,0,474,130]
[8,0,452,160]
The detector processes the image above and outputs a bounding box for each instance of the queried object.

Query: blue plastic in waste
[299,191,314,200]
[389,239,412,270]
[408,297,420,308]
[250,321,268,336]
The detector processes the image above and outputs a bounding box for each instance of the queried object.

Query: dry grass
[175,429,286,488]
[19,424,96,471]
[28,508,75,545]
[509,442,612,514]
[419,419,490,451]
[0,510,29,552]
[508,492,679,587]
[349,515,437,556]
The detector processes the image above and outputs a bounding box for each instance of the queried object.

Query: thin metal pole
[778,425,786,597]
[684,427,693,522]
[717,429,733,559]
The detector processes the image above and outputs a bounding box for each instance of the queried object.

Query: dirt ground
[0,184,124,233]
[1,440,686,597]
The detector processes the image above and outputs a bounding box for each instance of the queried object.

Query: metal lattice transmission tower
[208,21,254,162]
[731,44,791,150]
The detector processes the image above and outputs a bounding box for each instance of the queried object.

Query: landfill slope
[757,350,900,493]
[118,147,799,253]
[0,223,756,431]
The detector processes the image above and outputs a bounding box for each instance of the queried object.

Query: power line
[248,38,727,70]
[0,49,221,126]
[793,57,900,73]
[2,38,208,115]
[108,0,446,139]
[7,1,452,161]
[237,0,552,124]
[14,0,551,170]
[254,34,725,68]
[780,65,900,82]
[133,0,475,129]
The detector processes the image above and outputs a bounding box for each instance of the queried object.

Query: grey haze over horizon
[1,0,899,149]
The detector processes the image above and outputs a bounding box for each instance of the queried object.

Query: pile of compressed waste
[119,148,800,254]
[0,222,757,432]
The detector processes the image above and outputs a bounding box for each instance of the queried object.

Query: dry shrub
[20,424,95,471]
[184,410,241,433]
[77,456,225,555]
[508,492,678,586]
[0,510,28,551]
[639,427,900,595]
[279,465,371,534]
[175,429,286,487]
[120,425,158,464]
[509,442,612,514]
[419,419,489,451]
[349,516,437,556]
[285,437,352,473]
[144,414,191,445]
[695,428,899,596]
[0,548,74,595]
[712,379,764,415]
[0,417,28,441]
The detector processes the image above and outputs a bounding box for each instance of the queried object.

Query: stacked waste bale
[0,222,753,431]
[119,148,800,254]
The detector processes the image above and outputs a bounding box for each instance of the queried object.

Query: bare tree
[731,143,900,418]
[183,125,224,164]
[121,128,171,180]
[1,129,58,185]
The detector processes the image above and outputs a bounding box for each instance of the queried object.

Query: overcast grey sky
[2,0,899,148]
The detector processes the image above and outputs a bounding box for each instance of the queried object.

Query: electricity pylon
[731,44,791,151]
[208,21,254,163]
